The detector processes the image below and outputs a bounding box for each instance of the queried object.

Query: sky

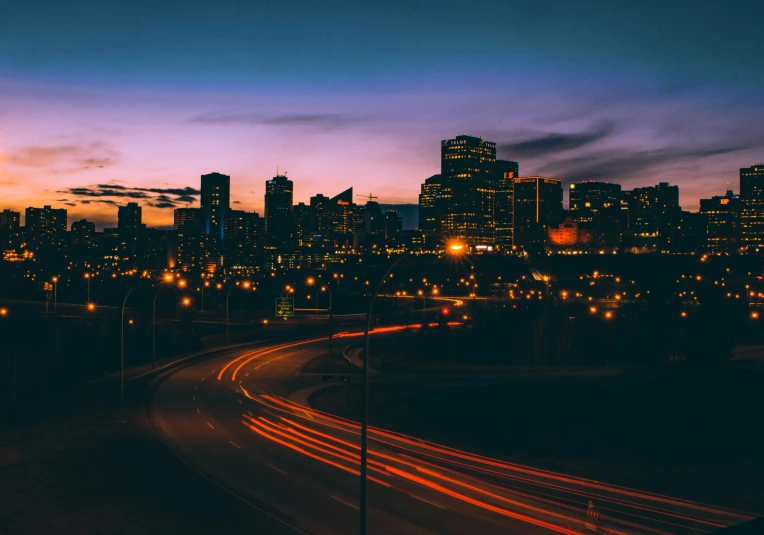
[1,0,763,229]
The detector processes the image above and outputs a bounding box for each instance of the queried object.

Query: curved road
[150,334,755,535]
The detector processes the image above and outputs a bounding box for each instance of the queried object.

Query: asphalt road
[149,333,755,534]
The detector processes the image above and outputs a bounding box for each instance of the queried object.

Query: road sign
[322,375,351,383]
[275,297,294,317]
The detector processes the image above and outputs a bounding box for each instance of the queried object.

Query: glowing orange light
[589,306,597,314]
[87,303,96,311]
[163,273,173,282]
[681,311,687,318]
[448,243,465,253]
[306,277,315,285]
[604,311,614,319]
[182,297,191,306]
[0,308,7,316]
[752,311,760,320]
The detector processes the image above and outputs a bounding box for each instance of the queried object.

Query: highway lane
[150,334,756,534]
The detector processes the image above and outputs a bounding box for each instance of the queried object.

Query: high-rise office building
[174,208,201,231]
[384,210,402,238]
[622,182,680,251]
[0,209,20,232]
[740,164,764,250]
[200,172,230,243]
[440,135,496,244]
[513,176,563,248]
[699,189,741,253]
[569,182,622,224]
[24,205,67,242]
[494,160,519,248]
[264,174,294,249]
[292,202,310,247]
[117,202,143,234]
[418,174,443,233]
[70,219,96,246]
[223,210,263,270]
[331,188,355,237]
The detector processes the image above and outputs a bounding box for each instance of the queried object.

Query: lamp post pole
[360,252,409,535]
[121,284,137,408]
[226,288,232,346]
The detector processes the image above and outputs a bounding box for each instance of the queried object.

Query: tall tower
[440,135,496,244]
[117,202,143,234]
[418,174,443,233]
[494,160,519,248]
[200,172,230,243]
[740,163,764,249]
[264,174,294,249]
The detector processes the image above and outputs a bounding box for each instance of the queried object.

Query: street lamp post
[52,276,58,312]
[120,284,137,408]
[358,243,465,535]
[85,273,91,304]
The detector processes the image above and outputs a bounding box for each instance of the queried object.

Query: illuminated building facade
[440,135,496,244]
[223,210,263,271]
[200,172,230,244]
[740,164,764,250]
[24,205,67,247]
[699,189,741,253]
[513,176,563,248]
[264,174,294,250]
[418,174,444,234]
[622,182,679,251]
[494,160,519,249]
[547,217,593,249]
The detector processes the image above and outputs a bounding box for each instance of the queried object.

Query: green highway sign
[322,375,351,383]
[275,297,294,317]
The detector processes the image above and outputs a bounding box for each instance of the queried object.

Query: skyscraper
[117,202,143,234]
[0,210,20,232]
[440,135,496,244]
[264,174,294,250]
[513,176,563,248]
[740,164,764,250]
[494,160,519,249]
[224,210,263,270]
[569,182,622,224]
[24,205,67,243]
[174,207,201,231]
[200,172,230,243]
[418,174,443,234]
[700,189,741,253]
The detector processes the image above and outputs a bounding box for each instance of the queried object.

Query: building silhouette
[264,174,294,249]
[513,176,562,248]
[494,160,519,249]
[24,205,67,247]
[622,182,679,251]
[740,164,764,250]
[569,182,622,224]
[118,202,143,234]
[0,210,20,232]
[418,174,444,234]
[200,172,230,244]
[700,189,741,253]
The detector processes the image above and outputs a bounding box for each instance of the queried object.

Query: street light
[87,303,96,312]
[321,285,333,357]
[51,276,59,312]
[120,284,137,407]
[84,273,91,303]
[0,307,7,316]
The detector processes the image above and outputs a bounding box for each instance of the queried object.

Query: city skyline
[2,1,764,228]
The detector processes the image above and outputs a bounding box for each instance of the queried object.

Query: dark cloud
[59,184,200,209]
[498,122,614,158]
[232,200,241,204]
[96,184,200,196]
[189,112,364,130]
[540,144,751,183]
[64,202,76,207]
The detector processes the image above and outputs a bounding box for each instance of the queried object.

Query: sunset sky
[1,0,763,229]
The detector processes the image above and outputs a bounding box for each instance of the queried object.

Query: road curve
[149,334,755,535]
